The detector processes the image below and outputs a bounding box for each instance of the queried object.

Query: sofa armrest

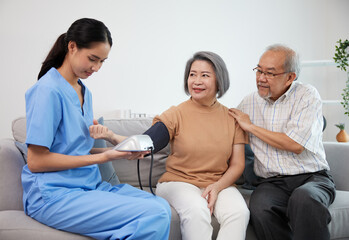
[0,139,25,211]
[323,142,349,191]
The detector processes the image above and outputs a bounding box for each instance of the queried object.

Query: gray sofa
[1,117,349,240]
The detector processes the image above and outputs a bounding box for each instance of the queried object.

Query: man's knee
[289,185,325,211]
[249,192,274,222]
[289,186,312,204]
[288,186,331,223]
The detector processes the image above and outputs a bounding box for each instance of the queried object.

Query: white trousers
[156,182,249,240]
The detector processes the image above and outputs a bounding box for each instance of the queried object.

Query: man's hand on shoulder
[229,108,253,132]
[229,108,304,154]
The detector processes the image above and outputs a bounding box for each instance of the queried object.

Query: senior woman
[92,51,249,240]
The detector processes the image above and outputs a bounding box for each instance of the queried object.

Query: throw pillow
[242,144,259,190]
[95,117,121,185]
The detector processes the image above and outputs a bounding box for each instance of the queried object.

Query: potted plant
[333,39,349,117]
[334,123,349,142]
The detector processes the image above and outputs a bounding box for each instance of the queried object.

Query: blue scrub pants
[30,183,171,240]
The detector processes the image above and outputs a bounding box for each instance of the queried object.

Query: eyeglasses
[253,67,290,79]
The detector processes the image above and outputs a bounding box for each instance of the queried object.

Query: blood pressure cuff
[143,121,170,153]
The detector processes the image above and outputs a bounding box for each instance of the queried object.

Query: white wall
[1,0,349,141]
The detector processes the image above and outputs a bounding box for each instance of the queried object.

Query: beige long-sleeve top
[153,98,247,188]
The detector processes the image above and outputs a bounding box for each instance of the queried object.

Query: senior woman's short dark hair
[184,51,230,98]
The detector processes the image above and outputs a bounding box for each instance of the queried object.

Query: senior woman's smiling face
[187,60,217,106]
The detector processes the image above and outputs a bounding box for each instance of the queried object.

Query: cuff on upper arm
[143,121,170,153]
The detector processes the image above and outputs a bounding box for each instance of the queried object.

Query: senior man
[229,44,336,240]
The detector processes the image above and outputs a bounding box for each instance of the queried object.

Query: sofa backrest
[10,117,349,191]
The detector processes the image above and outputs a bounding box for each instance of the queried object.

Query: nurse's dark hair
[37,18,112,80]
[184,51,230,98]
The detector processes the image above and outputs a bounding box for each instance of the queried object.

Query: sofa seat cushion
[328,190,349,239]
[0,210,91,240]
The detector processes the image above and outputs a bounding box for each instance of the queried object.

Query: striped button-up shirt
[238,81,330,178]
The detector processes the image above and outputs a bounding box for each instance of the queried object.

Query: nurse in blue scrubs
[22,18,171,240]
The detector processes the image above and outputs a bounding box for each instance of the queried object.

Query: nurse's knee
[147,196,172,223]
[145,198,171,239]
[156,196,172,218]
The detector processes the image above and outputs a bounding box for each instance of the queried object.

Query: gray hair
[265,44,300,80]
[184,51,230,98]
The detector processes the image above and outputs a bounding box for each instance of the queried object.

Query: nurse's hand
[102,149,150,162]
[126,151,151,160]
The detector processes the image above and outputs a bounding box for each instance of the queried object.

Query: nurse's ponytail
[38,33,67,80]
[37,18,112,80]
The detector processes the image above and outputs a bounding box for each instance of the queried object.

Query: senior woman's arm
[202,143,245,214]
[90,120,170,154]
[143,122,170,153]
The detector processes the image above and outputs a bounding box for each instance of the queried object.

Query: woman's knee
[218,197,249,220]
[179,202,211,224]
[239,203,250,220]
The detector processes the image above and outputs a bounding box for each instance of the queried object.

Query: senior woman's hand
[89,119,114,140]
[202,183,220,215]
[89,119,127,145]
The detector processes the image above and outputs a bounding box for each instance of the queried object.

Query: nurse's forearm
[27,145,131,172]
[27,146,106,172]
[90,147,111,154]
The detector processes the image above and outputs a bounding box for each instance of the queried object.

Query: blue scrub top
[22,68,101,214]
